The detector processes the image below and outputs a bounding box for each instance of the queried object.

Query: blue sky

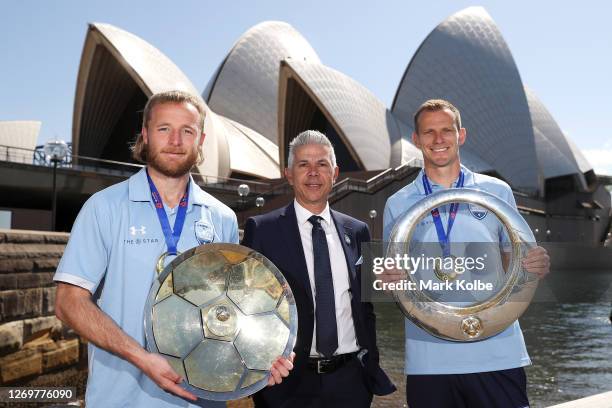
[1,0,610,174]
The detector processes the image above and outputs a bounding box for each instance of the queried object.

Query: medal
[422,171,464,281]
[433,255,458,281]
[147,170,189,275]
[155,250,182,275]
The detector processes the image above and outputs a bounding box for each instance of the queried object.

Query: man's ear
[198,132,206,147]
[142,127,149,144]
[458,128,466,146]
[333,166,339,183]
[411,132,421,149]
[284,167,294,185]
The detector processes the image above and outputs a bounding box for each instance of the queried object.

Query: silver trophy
[144,243,298,401]
[387,188,538,341]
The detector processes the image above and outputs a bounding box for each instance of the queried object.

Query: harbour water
[371,270,612,407]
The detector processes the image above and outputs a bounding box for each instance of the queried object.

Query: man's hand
[522,246,550,279]
[379,266,407,285]
[55,284,198,402]
[267,352,295,386]
[138,352,197,401]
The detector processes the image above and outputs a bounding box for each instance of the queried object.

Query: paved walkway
[548,391,612,408]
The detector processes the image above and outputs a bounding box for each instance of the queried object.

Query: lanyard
[146,170,189,255]
[422,170,464,257]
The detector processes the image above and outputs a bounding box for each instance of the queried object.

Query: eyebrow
[297,158,330,162]
[155,122,198,129]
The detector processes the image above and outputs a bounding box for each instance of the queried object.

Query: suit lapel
[279,203,314,306]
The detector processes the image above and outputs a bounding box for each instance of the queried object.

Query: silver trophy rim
[143,243,298,401]
[387,187,538,341]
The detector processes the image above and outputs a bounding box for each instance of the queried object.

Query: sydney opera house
[0,7,610,244]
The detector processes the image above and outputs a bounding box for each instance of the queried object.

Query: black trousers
[254,357,372,408]
[406,367,529,408]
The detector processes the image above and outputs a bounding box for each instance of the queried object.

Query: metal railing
[329,158,423,200]
[1,144,54,166]
[1,144,539,200]
[0,144,279,195]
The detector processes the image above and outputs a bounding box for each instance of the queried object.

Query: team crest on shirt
[468,204,488,220]
[194,221,215,244]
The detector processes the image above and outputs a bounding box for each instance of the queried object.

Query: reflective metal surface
[156,251,181,275]
[144,244,297,401]
[387,188,538,341]
[433,254,459,281]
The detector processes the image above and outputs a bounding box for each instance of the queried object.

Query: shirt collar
[414,164,474,194]
[293,199,332,227]
[129,167,209,210]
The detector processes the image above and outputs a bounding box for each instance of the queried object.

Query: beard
[147,145,199,177]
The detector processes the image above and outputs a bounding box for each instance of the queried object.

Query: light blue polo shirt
[54,168,238,407]
[383,165,532,375]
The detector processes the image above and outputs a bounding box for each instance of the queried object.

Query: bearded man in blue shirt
[54,90,292,408]
[383,99,550,408]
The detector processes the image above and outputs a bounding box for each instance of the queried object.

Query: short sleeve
[500,185,535,249]
[216,207,239,244]
[505,187,519,211]
[227,212,239,244]
[54,196,110,293]
[383,201,396,243]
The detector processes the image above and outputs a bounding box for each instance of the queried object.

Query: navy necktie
[308,215,338,358]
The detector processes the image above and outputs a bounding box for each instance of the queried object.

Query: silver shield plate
[144,243,298,401]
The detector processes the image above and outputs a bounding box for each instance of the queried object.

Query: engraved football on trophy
[387,188,538,341]
[144,243,298,401]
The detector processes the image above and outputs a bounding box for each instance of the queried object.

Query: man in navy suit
[242,130,395,408]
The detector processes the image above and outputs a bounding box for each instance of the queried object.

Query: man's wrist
[123,344,149,369]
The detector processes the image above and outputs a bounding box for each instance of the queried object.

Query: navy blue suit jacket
[242,203,395,405]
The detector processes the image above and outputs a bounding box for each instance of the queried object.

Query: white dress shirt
[293,200,359,357]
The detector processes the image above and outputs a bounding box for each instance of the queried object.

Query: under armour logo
[129,225,146,236]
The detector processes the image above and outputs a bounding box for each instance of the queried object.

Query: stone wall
[0,229,83,385]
